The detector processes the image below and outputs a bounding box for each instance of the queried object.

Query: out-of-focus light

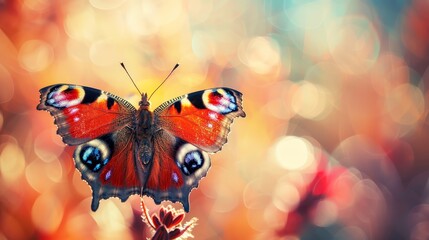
[65,213,97,238]
[23,0,50,12]
[313,199,338,227]
[141,0,184,26]
[291,81,330,120]
[370,54,407,97]
[187,0,213,24]
[327,16,380,74]
[91,201,132,239]
[335,226,368,240]
[73,171,92,197]
[283,0,332,29]
[353,179,385,223]
[411,221,429,240]
[331,172,359,209]
[274,136,315,170]
[25,159,57,192]
[64,5,95,40]
[0,65,14,104]
[18,39,54,72]
[66,39,90,62]
[89,0,125,10]
[246,206,268,232]
[34,129,65,163]
[89,39,121,66]
[401,1,429,59]
[126,0,184,36]
[409,205,429,240]
[272,179,299,212]
[0,140,26,183]
[45,159,63,183]
[212,187,239,213]
[243,178,272,210]
[305,62,342,101]
[386,83,425,126]
[266,0,342,32]
[206,167,241,213]
[126,3,159,36]
[263,204,289,231]
[192,31,215,61]
[238,36,280,75]
[172,53,208,87]
[31,191,64,234]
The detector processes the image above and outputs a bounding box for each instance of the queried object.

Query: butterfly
[37,80,245,212]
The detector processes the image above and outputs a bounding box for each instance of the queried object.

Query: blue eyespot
[80,145,109,172]
[180,150,204,176]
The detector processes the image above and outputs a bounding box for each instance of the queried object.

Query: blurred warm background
[1,0,429,239]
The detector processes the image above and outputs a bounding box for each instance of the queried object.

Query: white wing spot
[209,112,218,120]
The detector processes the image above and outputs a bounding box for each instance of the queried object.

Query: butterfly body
[37,84,245,212]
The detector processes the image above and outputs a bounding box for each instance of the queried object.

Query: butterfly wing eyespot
[74,129,144,211]
[176,143,209,176]
[143,130,211,212]
[37,84,136,145]
[154,88,245,153]
[78,138,112,172]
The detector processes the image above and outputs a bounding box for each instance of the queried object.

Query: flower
[141,198,198,240]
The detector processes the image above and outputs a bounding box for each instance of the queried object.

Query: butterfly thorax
[135,93,155,132]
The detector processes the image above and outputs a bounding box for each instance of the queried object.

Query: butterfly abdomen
[134,107,157,165]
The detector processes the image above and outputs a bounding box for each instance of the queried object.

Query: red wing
[143,130,211,212]
[154,88,245,153]
[74,127,144,211]
[37,84,136,145]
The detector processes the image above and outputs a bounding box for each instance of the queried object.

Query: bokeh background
[1,0,429,239]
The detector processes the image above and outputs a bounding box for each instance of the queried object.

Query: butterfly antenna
[121,62,142,95]
[148,63,179,101]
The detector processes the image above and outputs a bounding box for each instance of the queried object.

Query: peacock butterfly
[36,68,245,212]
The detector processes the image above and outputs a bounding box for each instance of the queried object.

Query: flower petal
[168,228,183,239]
[159,207,166,221]
[151,226,169,240]
[152,215,161,229]
[171,213,185,227]
[163,211,174,228]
